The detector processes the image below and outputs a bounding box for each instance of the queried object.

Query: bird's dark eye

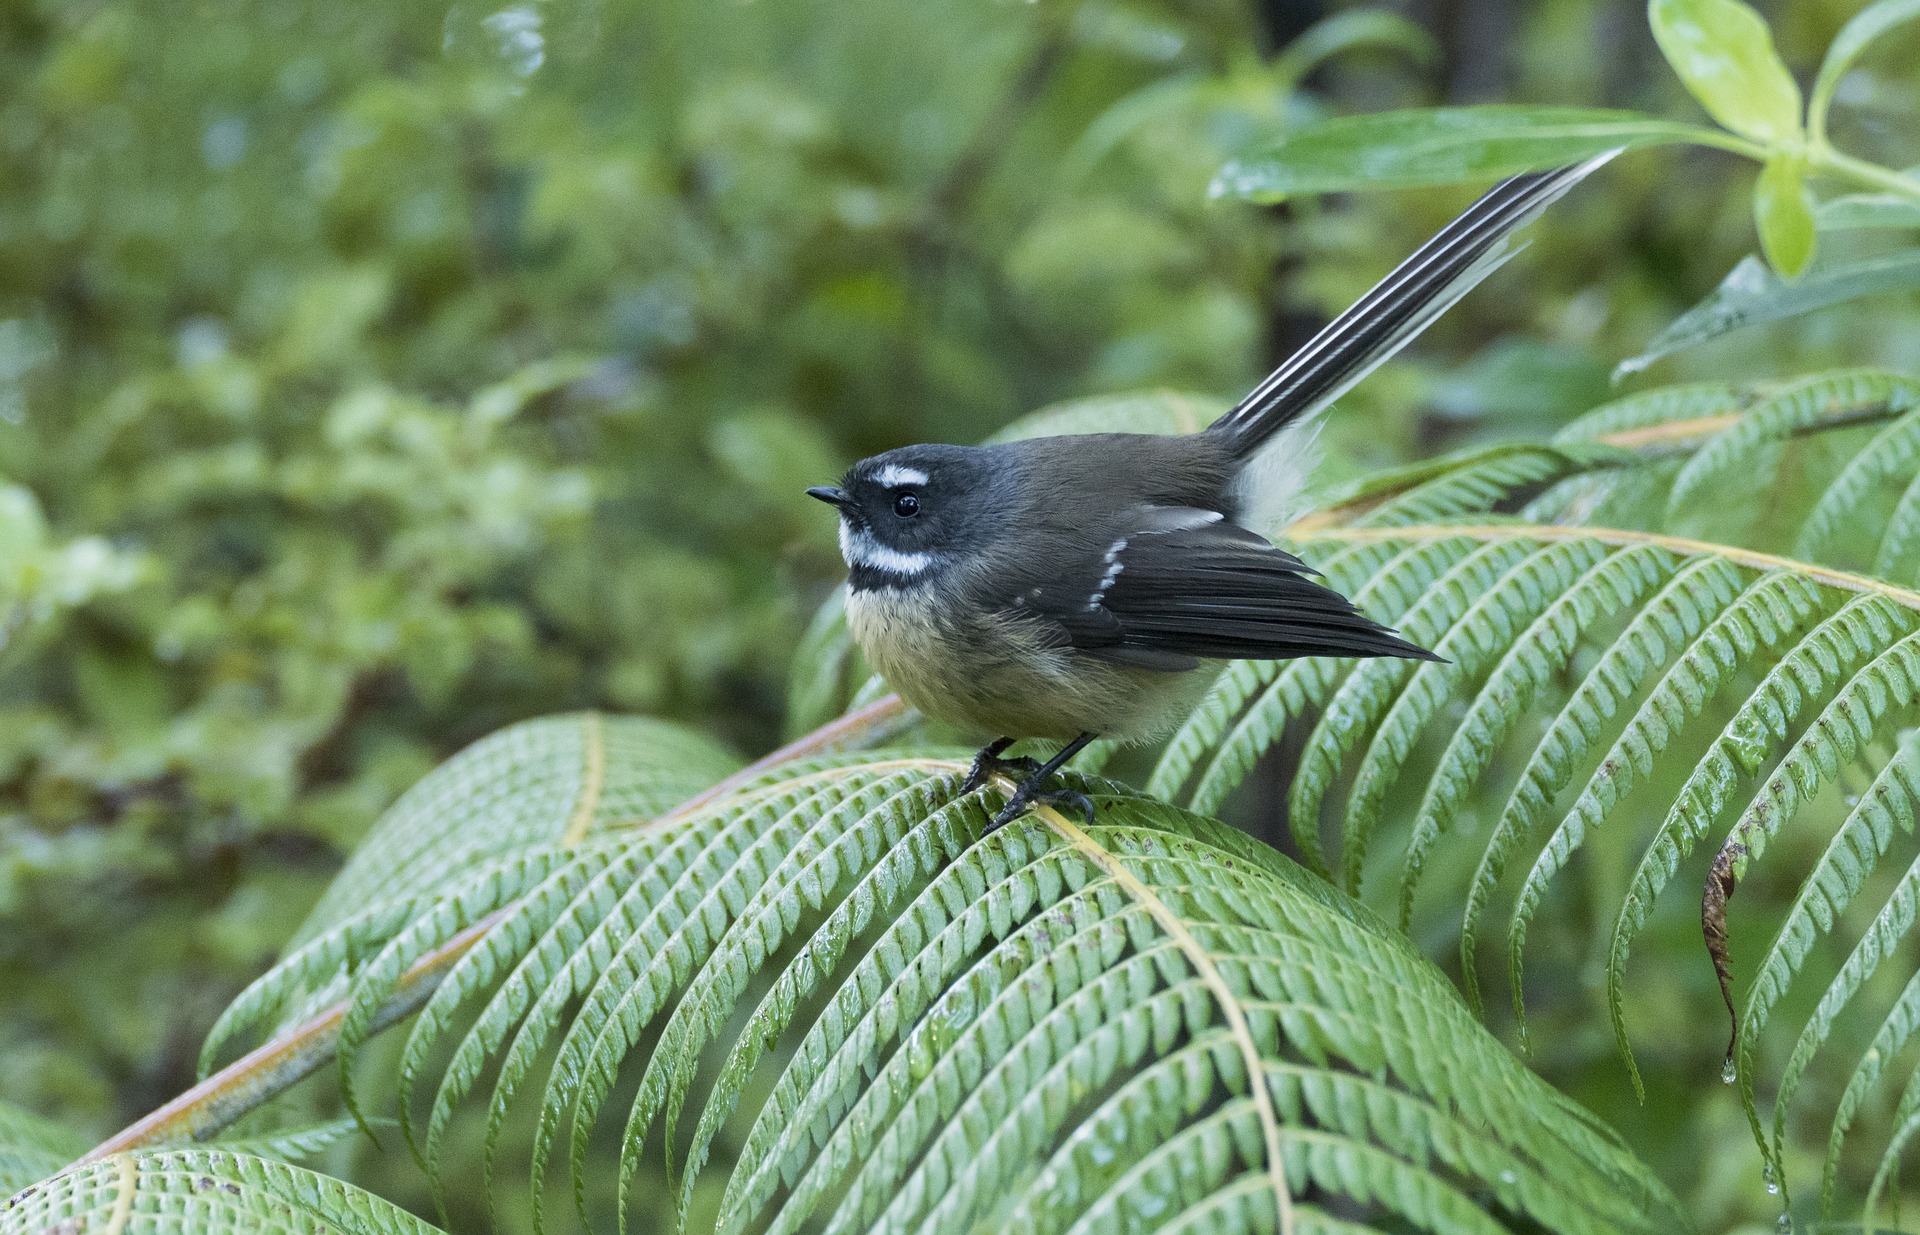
[892,491,921,518]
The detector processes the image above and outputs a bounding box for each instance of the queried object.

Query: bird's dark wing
[1018,508,1439,670]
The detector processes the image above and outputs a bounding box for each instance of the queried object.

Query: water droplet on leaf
[1721,1056,1737,1084]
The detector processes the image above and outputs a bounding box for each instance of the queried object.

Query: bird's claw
[986,785,1095,833]
[961,739,1041,794]
[967,732,1099,834]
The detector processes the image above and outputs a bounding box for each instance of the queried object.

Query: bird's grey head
[807,445,1004,589]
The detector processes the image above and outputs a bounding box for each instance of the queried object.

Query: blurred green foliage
[7,0,1920,1228]
[0,0,1311,1134]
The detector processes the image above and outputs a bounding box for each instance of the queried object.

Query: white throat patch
[840,521,937,578]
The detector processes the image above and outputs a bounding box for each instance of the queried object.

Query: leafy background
[6,0,1920,1231]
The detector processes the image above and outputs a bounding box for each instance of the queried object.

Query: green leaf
[1816,193,1920,231]
[1139,366,1920,1212]
[240,745,1687,1235]
[1648,0,1802,144]
[0,1100,87,1196]
[1269,9,1439,86]
[3,1148,443,1234]
[1666,370,1920,515]
[212,1116,392,1164]
[1741,737,1920,1177]
[1212,107,1714,198]
[1552,381,1753,443]
[1753,155,1816,276]
[1811,0,1920,139]
[1058,73,1215,184]
[1065,10,1438,184]
[286,713,740,946]
[1616,251,1920,377]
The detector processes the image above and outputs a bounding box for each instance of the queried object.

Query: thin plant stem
[1811,142,1920,201]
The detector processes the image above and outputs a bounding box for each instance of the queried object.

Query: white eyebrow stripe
[874,465,929,488]
[840,522,937,577]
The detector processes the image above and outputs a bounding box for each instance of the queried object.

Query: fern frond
[202,844,588,1078]
[1349,444,1629,530]
[208,1117,387,1165]
[1157,537,1483,871]
[1664,370,1920,523]
[1825,966,1920,1215]
[1551,381,1753,444]
[1739,735,1920,1173]
[1504,562,1828,1066]
[1762,751,1920,1210]
[1877,477,1920,583]
[1604,594,1916,1088]
[2,1148,441,1234]
[0,1101,86,1197]
[1344,538,1616,897]
[1290,385,1753,534]
[1455,554,1748,1017]
[212,743,1684,1233]
[399,831,679,1193]
[1291,371,1920,572]
[1398,541,1676,932]
[1794,404,1920,565]
[294,712,739,944]
[787,585,870,738]
[1868,1065,1920,1225]
[1288,538,1538,893]
[1134,511,1920,1217]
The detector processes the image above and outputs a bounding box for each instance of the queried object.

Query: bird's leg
[986,732,1098,832]
[961,737,1042,794]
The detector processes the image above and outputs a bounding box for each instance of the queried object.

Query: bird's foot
[988,783,1095,832]
[961,738,1041,794]
[979,732,1099,834]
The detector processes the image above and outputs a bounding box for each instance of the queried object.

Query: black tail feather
[1209,153,1617,459]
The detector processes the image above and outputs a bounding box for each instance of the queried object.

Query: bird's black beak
[807,485,850,509]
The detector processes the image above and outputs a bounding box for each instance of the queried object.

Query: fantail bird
[808,153,1615,831]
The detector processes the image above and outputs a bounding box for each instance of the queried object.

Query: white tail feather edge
[1229,148,1623,535]
[1231,408,1327,538]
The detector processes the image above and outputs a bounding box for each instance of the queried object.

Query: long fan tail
[1208,151,1618,459]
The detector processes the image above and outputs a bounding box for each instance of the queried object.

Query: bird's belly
[845,588,1211,742]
